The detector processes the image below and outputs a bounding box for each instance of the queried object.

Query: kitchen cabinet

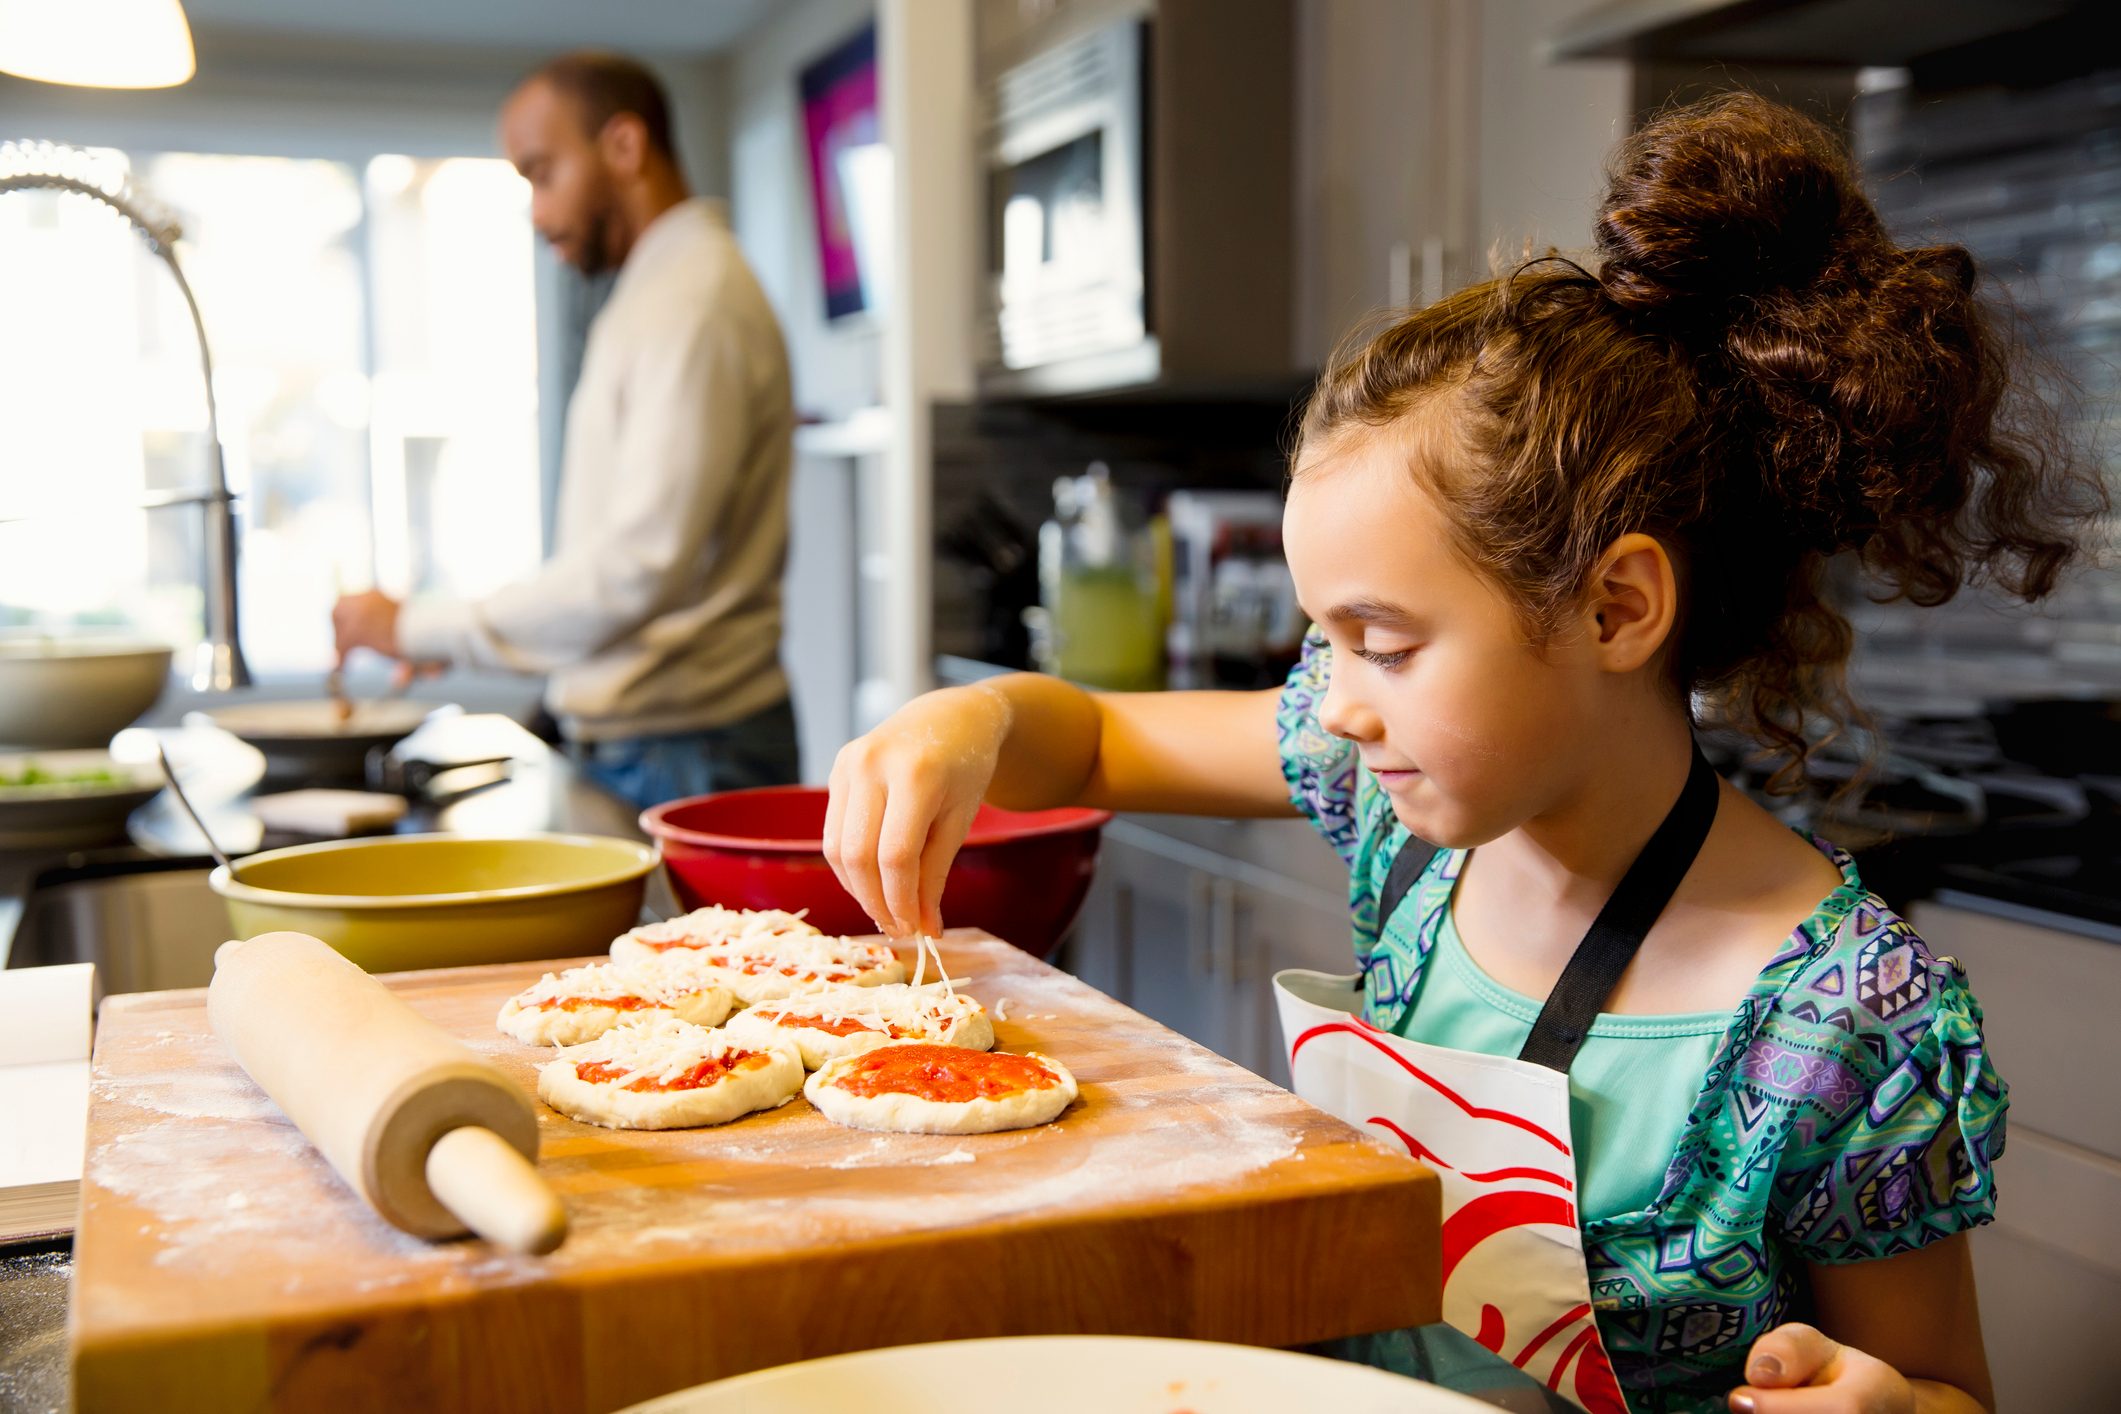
[1293,0,1465,364]
[1291,0,1631,366]
[1907,898,2121,1410]
[1064,814,1350,1082]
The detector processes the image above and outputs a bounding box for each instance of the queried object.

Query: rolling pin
[207,931,567,1255]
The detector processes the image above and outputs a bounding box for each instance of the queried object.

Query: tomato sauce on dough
[575,1050,769,1092]
[776,1012,921,1039]
[830,1044,1055,1102]
[537,995,656,1013]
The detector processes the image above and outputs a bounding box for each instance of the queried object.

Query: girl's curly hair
[1297,91,2104,790]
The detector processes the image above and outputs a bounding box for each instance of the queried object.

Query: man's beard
[572,203,614,277]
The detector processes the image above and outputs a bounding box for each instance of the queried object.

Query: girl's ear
[1585,532,1679,674]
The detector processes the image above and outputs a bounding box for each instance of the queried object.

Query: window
[0,144,540,676]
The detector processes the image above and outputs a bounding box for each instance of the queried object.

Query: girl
[822,94,2098,1413]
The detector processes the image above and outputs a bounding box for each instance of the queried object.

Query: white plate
[622,1336,1489,1414]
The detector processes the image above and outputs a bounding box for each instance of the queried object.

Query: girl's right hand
[823,685,1014,940]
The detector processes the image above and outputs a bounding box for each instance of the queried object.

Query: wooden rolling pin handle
[425,1125,569,1256]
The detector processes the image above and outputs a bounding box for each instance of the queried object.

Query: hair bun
[1595,92,1877,318]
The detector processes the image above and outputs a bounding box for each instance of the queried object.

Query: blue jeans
[572,698,801,810]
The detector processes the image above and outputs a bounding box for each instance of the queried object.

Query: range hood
[1547,0,2086,66]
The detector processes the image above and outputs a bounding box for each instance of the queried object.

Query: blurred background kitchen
[2,1,2116,1405]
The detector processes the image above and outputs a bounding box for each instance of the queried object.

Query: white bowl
[0,636,174,749]
[623,1336,1485,1414]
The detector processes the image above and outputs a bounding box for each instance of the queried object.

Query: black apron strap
[1377,832,1441,927]
[1516,745,1722,1072]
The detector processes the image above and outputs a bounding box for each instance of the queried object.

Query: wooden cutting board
[72,930,1440,1413]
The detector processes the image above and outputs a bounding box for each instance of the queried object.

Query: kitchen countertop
[1,712,656,968]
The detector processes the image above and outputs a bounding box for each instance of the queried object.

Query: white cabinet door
[1910,900,2121,1408]
[1229,876,1355,1087]
[1061,860,1131,1004]
[1056,819,1354,1080]
[1111,839,1233,1060]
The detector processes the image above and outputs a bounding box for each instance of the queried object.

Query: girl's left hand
[1730,1322,1913,1412]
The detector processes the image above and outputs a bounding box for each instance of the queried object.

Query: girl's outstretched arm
[1732,1234,1993,1413]
[824,677,1291,938]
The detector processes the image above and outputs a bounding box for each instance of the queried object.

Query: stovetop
[1705,702,2121,938]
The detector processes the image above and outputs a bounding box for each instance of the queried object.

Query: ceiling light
[0,0,197,90]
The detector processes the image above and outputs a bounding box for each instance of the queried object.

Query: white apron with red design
[1276,968,1631,1414]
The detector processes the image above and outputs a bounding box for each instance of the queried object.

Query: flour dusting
[92,1069,281,1123]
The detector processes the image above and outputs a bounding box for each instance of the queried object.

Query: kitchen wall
[723,0,882,421]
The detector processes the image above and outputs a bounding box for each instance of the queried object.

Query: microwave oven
[977,0,1296,399]
[981,18,1148,382]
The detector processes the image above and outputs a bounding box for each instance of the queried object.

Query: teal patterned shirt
[1276,631,2006,1413]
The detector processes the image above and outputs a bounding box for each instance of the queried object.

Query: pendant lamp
[0,0,197,89]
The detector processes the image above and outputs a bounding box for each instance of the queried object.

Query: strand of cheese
[907,935,956,999]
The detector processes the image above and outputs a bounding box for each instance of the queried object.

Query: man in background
[334,52,798,809]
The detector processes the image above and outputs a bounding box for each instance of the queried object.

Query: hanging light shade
[0,0,197,89]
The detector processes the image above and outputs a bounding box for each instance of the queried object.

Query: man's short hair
[528,51,677,160]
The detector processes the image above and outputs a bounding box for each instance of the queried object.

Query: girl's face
[1283,424,1609,848]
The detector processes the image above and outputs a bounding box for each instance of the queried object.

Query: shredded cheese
[514,955,729,1010]
[622,905,819,952]
[555,1016,763,1088]
[700,932,899,979]
[751,981,984,1039]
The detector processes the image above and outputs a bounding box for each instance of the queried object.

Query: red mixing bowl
[640,786,1111,959]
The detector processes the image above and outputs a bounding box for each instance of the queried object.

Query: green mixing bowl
[210,833,658,973]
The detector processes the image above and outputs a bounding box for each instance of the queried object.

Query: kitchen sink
[3,856,229,997]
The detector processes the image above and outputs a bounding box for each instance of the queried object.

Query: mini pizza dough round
[723,984,994,1069]
[496,959,736,1047]
[805,1042,1078,1135]
[609,906,819,966]
[538,1017,803,1130]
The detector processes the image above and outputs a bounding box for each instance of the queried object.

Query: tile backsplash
[1850,69,2121,705]
[929,395,1301,669]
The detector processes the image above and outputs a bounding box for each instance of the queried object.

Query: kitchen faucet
[0,142,250,691]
